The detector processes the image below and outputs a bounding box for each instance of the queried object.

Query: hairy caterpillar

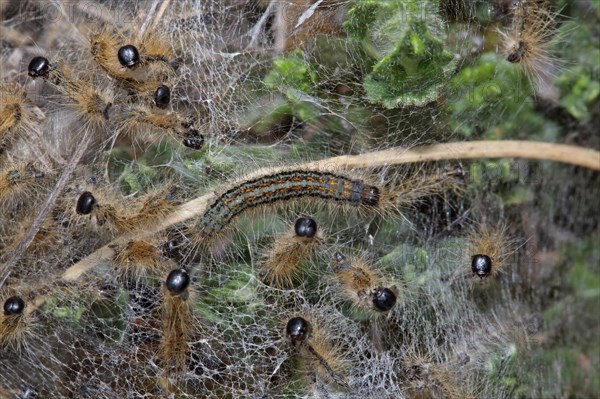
[125,185,181,227]
[466,222,515,280]
[90,28,178,90]
[68,189,129,233]
[331,251,398,314]
[0,83,39,153]
[117,103,202,150]
[499,0,560,90]
[0,163,46,209]
[328,250,404,351]
[259,216,323,288]
[64,185,179,234]
[111,237,176,285]
[1,216,60,259]
[196,169,386,241]
[285,315,349,390]
[28,57,113,130]
[90,28,140,85]
[160,268,193,378]
[0,295,33,353]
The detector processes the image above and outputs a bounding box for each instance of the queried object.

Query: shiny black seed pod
[294,217,317,238]
[76,191,96,215]
[182,130,204,150]
[372,287,397,312]
[117,45,140,68]
[3,296,25,315]
[286,317,309,343]
[28,56,51,78]
[154,84,171,108]
[471,254,492,277]
[166,269,190,294]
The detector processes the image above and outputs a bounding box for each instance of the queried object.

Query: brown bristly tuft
[90,27,177,90]
[306,328,349,389]
[0,83,39,152]
[402,352,474,399]
[140,32,175,59]
[0,163,47,209]
[112,238,174,284]
[41,60,114,131]
[499,0,561,90]
[3,216,60,257]
[124,185,180,228]
[90,27,135,83]
[117,105,188,146]
[62,184,178,235]
[64,188,128,234]
[331,251,399,316]
[0,297,35,354]
[259,220,323,288]
[160,279,193,378]
[285,313,350,390]
[388,164,464,212]
[467,222,515,279]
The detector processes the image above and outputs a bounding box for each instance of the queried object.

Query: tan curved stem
[61,140,600,281]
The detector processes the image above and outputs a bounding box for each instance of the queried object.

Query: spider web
[0,1,598,398]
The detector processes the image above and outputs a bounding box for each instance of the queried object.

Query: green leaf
[348,2,456,107]
[344,0,399,41]
[263,50,317,94]
[446,53,555,138]
[556,67,600,120]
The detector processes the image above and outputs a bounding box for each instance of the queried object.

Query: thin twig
[61,140,599,282]
[151,0,171,33]
[246,0,277,49]
[138,0,171,39]
[311,140,600,170]
[294,0,324,30]
[138,0,161,39]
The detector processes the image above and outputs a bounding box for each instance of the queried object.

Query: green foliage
[89,291,129,342]
[511,235,600,398]
[447,53,554,138]
[263,50,320,122]
[379,242,430,286]
[264,50,318,94]
[345,0,455,107]
[556,68,600,121]
[43,297,86,327]
[554,23,600,121]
